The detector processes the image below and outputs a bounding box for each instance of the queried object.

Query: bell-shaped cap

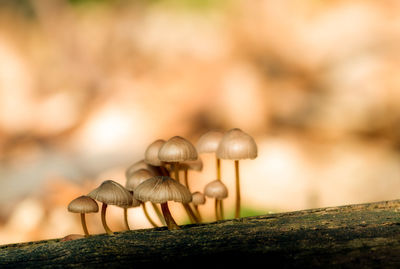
[204,179,228,200]
[88,180,139,208]
[125,168,154,191]
[196,131,224,154]
[216,128,257,160]
[125,160,159,179]
[134,176,192,204]
[192,191,206,206]
[158,136,198,163]
[68,195,99,213]
[144,139,166,166]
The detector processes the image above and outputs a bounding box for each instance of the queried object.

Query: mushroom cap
[144,139,166,166]
[68,195,99,213]
[216,128,257,160]
[88,180,139,208]
[125,168,154,191]
[191,191,206,205]
[134,176,192,204]
[158,136,198,163]
[196,130,224,154]
[125,160,160,179]
[180,158,203,171]
[204,179,228,199]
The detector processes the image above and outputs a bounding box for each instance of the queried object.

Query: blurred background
[1,0,400,244]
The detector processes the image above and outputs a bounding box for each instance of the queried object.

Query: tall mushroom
[68,195,98,237]
[217,128,257,218]
[196,130,224,217]
[204,179,228,221]
[125,168,162,227]
[134,176,192,230]
[158,136,199,223]
[88,180,135,235]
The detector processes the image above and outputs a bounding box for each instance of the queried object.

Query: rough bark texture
[2,199,400,268]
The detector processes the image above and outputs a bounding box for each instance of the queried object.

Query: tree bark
[2,199,400,267]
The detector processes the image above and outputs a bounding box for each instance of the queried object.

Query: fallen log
[1,199,400,268]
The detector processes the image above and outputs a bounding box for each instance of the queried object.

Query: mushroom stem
[234,160,241,218]
[173,162,181,184]
[214,199,219,221]
[216,157,221,180]
[173,162,199,224]
[193,205,202,222]
[101,203,113,235]
[161,202,180,230]
[183,203,198,223]
[183,168,189,191]
[123,208,130,230]
[160,165,170,177]
[142,203,158,228]
[151,202,166,226]
[216,157,224,220]
[80,213,89,237]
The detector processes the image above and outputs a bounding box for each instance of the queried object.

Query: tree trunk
[2,199,400,267]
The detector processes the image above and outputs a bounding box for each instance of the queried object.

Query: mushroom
[204,179,228,221]
[134,176,192,230]
[216,128,257,218]
[68,195,98,237]
[125,159,160,179]
[196,130,224,217]
[88,180,136,235]
[144,139,169,176]
[125,168,163,227]
[158,136,199,223]
[191,191,206,222]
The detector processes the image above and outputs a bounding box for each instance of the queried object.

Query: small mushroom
[191,191,206,222]
[125,168,163,227]
[197,130,224,217]
[217,128,257,218]
[204,179,228,221]
[158,136,199,223]
[134,176,192,230]
[68,195,98,237]
[88,180,135,235]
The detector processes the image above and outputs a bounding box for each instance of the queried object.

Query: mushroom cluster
[67,128,257,237]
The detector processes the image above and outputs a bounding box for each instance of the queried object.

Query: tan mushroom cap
[125,168,154,191]
[192,192,206,206]
[158,136,198,163]
[68,195,99,213]
[216,128,257,160]
[134,176,192,204]
[125,160,159,179]
[144,139,166,166]
[204,180,228,200]
[88,180,140,208]
[196,131,224,154]
[180,158,203,171]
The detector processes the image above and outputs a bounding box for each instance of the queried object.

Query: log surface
[2,200,400,268]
